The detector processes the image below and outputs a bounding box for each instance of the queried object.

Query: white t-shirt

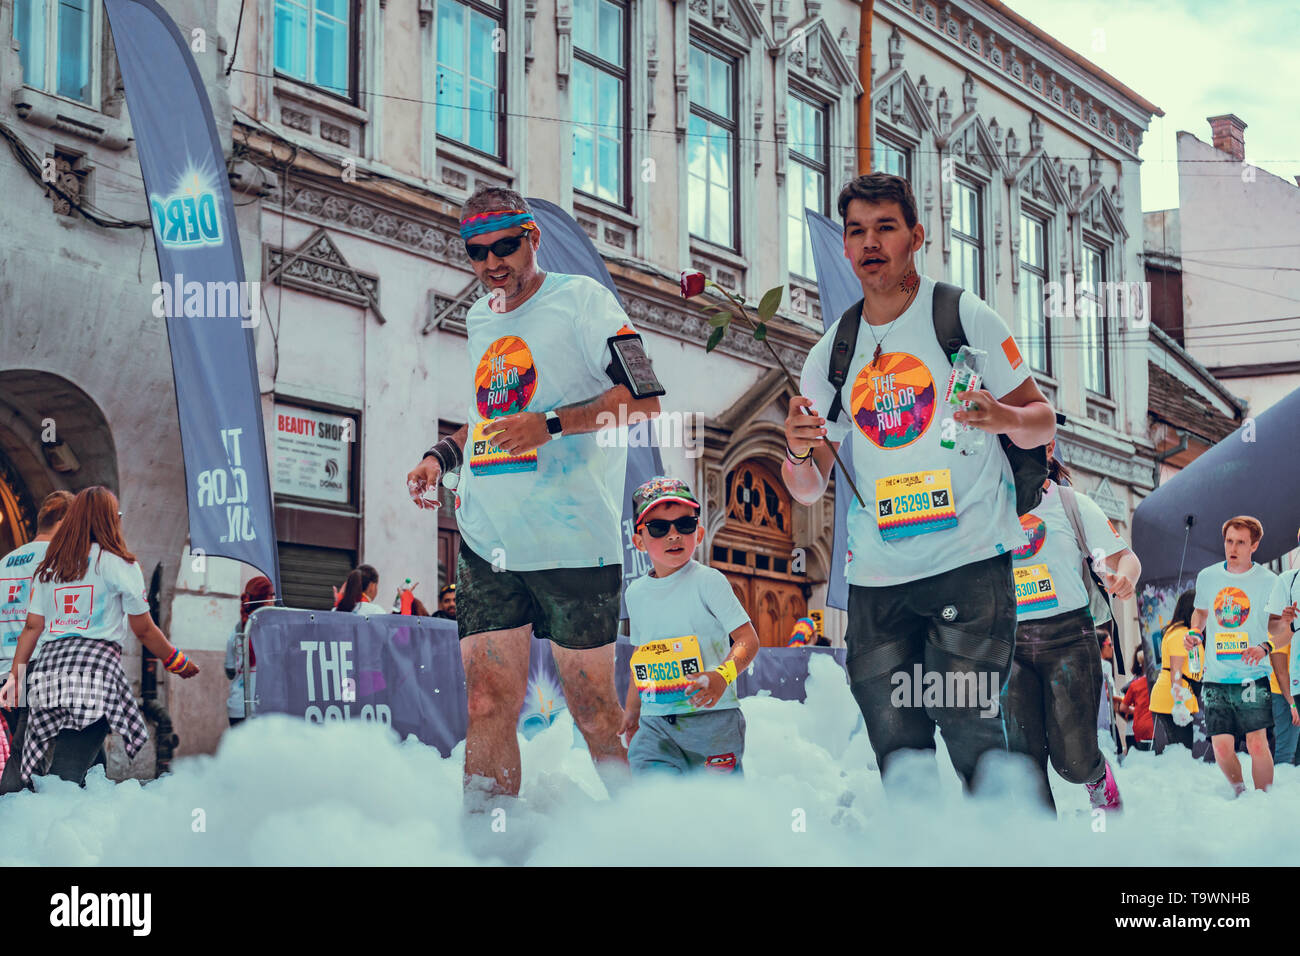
[1,541,49,666]
[1193,561,1277,684]
[625,560,751,717]
[1266,568,1300,694]
[454,272,635,572]
[1011,483,1126,621]
[353,600,388,617]
[27,544,150,647]
[799,276,1031,587]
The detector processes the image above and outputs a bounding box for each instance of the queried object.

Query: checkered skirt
[20,637,148,784]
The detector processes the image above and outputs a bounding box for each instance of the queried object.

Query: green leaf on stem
[754,322,768,341]
[706,325,725,352]
[708,314,731,328]
[757,286,784,323]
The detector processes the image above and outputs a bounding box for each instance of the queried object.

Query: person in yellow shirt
[1151,590,1202,755]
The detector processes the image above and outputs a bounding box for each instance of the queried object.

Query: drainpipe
[1152,428,1189,489]
[141,562,178,777]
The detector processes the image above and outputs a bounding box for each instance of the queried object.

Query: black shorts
[454,541,621,650]
[845,551,1018,677]
[1201,679,1272,738]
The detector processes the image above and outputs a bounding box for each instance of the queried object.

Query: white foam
[3,654,1297,865]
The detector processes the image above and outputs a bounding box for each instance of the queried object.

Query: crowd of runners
[1,174,1294,815]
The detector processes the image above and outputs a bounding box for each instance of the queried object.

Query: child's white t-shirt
[625,560,751,717]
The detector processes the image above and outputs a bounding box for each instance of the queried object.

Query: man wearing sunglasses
[405,187,662,807]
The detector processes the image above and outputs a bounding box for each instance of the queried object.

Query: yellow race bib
[631,636,703,705]
[1014,563,1059,613]
[1213,631,1248,662]
[468,418,539,476]
[875,470,957,541]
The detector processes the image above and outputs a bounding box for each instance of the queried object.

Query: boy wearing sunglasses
[620,477,760,775]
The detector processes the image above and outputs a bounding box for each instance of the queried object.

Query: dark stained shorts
[455,541,621,650]
[1201,679,1273,738]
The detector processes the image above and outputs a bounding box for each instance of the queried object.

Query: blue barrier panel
[249,609,848,752]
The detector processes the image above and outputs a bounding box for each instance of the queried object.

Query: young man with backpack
[1002,442,1142,813]
[784,173,1057,792]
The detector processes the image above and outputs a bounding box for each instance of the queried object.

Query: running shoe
[1086,760,1122,811]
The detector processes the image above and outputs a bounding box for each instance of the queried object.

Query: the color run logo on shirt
[1012,514,1047,559]
[1214,587,1250,627]
[476,336,538,418]
[850,352,936,449]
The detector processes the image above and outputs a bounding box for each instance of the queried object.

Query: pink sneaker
[1086,760,1122,811]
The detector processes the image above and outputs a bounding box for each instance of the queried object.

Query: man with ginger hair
[1185,515,1279,795]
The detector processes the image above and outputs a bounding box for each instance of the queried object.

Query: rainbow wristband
[714,659,738,686]
[163,648,188,674]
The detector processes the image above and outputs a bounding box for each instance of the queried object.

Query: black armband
[603,333,666,399]
[423,437,463,473]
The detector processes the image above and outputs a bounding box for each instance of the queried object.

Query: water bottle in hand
[939,346,987,456]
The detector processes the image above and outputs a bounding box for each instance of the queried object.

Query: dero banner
[806,208,863,611]
[105,0,280,592]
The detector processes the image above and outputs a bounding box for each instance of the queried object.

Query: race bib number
[1013,563,1059,613]
[631,636,703,705]
[1213,631,1248,662]
[468,419,538,476]
[875,470,957,541]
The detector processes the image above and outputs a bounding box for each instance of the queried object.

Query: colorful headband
[459,209,538,240]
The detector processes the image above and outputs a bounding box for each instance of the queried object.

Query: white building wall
[1177,130,1300,405]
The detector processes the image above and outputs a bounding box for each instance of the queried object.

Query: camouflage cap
[632,476,701,526]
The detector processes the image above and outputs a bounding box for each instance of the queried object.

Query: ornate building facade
[0,0,1160,763]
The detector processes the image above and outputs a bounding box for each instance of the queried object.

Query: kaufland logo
[149,166,223,249]
[6,585,19,603]
[63,594,80,614]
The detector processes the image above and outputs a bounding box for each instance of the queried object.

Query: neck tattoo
[866,268,921,367]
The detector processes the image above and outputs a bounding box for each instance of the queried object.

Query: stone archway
[0,370,121,552]
[698,368,840,646]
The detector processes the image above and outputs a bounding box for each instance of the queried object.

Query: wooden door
[713,457,808,647]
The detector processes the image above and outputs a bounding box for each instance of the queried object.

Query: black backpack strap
[931,280,967,362]
[825,299,863,422]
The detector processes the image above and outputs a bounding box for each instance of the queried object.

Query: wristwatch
[545,410,563,436]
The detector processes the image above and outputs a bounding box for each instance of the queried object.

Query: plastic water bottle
[939,346,988,456]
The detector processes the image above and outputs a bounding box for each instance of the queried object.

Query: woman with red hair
[0,486,198,792]
[226,576,274,727]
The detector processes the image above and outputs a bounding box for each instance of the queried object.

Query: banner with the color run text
[806,208,863,611]
[527,198,665,618]
[105,0,280,593]
[249,610,848,751]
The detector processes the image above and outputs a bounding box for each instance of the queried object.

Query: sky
[1002,0,1300,211]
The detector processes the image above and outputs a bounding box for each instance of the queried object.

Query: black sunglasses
[641,516,699,538]
[465,232,527,262]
